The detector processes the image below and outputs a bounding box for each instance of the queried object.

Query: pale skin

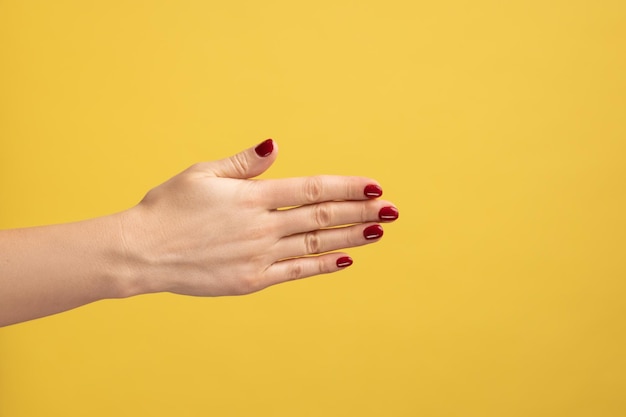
[0,139,399,327]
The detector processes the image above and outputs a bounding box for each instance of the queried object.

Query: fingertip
[200,139,279,178]
[378,205,399,222]
[336,256,353,268]
[364,183,383,199]
[254,138,276,158]
[363,224,384,240]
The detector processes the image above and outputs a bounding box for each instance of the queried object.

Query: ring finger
[272,222,385,259]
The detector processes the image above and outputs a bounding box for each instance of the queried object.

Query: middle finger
[273,200,399,236]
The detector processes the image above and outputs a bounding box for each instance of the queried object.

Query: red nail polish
[255,139,274,157]
[379,206,399,221]
[363,224,384,240]
[364,184,383,198]
[336,256,353,268]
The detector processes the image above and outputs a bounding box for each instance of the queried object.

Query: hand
[120,139,399,297]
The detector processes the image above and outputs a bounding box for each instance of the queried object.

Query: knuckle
[318,259,333,275]
[239,182,263,208]
[304,176,324,203]
[345,176,364,200]
[304,231,322,254]
[347,179,357,199]
[178,171,199,188]
[286,262,305,281]
[360,202,370,223]
[228,153,250,177]
[189,162,207,173]
[346,227,361,247]
[313,203,333,228]
[236,273,263,294]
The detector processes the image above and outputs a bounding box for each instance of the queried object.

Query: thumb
[203,139,278,179]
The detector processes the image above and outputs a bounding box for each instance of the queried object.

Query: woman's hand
[120,139,399,297]
[0,139,398,326]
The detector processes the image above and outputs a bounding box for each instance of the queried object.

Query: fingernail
[363,224,384,240]
[254,139,274,157]
[336,256,353,268]
[379,206,399,221]
[364,184,383,198]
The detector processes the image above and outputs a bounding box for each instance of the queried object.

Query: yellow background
[1,1,625,416]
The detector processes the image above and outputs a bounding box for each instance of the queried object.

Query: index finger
[256,175,383,209]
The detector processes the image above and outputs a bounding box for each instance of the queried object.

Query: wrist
[110,204,178,298]
[104,209,153,299]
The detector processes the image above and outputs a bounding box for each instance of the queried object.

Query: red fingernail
[379,206,399,221]
[364,184,383,198]
[363,224,384,240]
[336,256,353,268]
[254,139,274,157]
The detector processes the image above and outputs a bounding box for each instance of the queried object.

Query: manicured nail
[379,206,399,221]
[336,256,353,268]
[363,224,384,240]
[254,139,274,157]
[364,184,383,198]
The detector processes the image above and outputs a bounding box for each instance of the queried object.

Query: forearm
[0,213,134,326]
